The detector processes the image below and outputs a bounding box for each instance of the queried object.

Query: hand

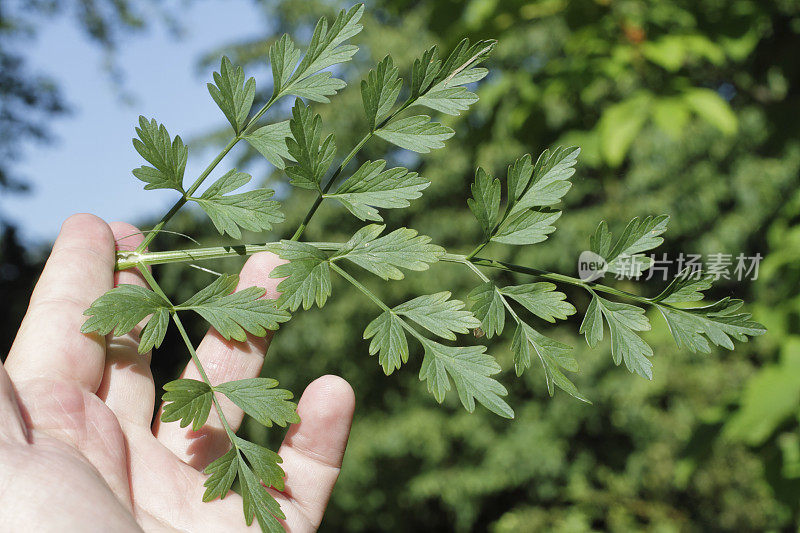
[1,214,355,532]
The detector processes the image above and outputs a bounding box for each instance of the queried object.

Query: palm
[1,215,354,532]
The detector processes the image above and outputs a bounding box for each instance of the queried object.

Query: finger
[0,361,28,443]
[269,375,355,531]
[5,214,115,392]
[95,223,156,428]
[153,252,285,468]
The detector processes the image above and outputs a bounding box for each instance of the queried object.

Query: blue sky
[2,1,269,243]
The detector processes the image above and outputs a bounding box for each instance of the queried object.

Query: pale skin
[0,213,355,532]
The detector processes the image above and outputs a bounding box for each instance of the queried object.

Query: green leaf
[467,167,500,239]
[500,282,576,323]
[269,34,301,97]
[160,378,213,431]
[468,282,505,339]
[418,339,513,418]
[658,298,766,354]
[506,153,534,207]
[285,100,335,191]
[492,209,561,245]
[131,116,187,192]
[588,215,670,277]
[579,296,604,347]
[581,296,653,379]
[215,378,299,428]
[361,55,402,130]
[507,146,579,217]
[333,224,444,280]
[376,115,454,153]
[326,160,429,222]
[238,460,285,532]
[178,274,290,341]
[233,436,286,490]
[81,284,171,354]
[410,46,441,99]
[139,307,169,353]
[363,310,408,375]
[270,241,332,311]
[207,56,255,135]
[244,120,293,169]
[511,322,587,402]
[287,71,347,103]
[414,85,479,116]
[394,291,480,341]
[275,5,364,100]
[202,448,238,502]
[436,38,496,87]
[653,268,713,303]
[192,169,284,239]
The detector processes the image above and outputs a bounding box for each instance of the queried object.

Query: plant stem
[465,240,489,261]
[136,264,236,441]
[330,261,425,342]
[120,242,675,311]
[136,95,280,254]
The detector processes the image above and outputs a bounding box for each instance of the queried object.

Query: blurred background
[2,0,800,531]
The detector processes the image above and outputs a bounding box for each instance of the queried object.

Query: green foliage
[270,240,332,311]
[81,284,171,353]
[177,274,290,341]
[208,56,255,135]
[361,55,402,131]
[191,169,283,238]
[244,120,293,169]
[160,378,213,431]
[332,224,443,280]
[285,100,335,191]
[325,160,429,222]
[375,115,454,153]
[215,378,300,428]
[131,117,188,192]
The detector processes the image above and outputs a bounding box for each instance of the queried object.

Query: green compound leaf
[81,284,171,354]
[658,298,766,354]
[284,100,335,191]
[161,378,213,431]
[410,46,441,99]
[467,167,500,239]
[178,274,290,341]
[272,5,364,100]
[505,153,534,206]
[192,169,284,239]
[512,322,587,402]
[375,115,455,153]
[244,120,293,170]
[492,210,561,245]
[233,436,286,491]
[468,282,506,339]
[270,241,332,311]
[326,159,429,222]
[363,310,408,375]
[202,448,238,502]
[131,116,188,193]
[238,459,285,532]
[333,224,444,280]
[580,295,654,380]
[207,56,255,135]
[215,378,300,428]
[394,291,480,341]
[500,282,576,323]
[418,338,514,419]
[361,55,402,131]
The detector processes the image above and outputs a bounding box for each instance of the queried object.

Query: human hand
[1,214,354,532]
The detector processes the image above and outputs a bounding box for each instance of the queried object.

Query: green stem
[330,261,425,342]
[136,264,236,440]
[465,240,489,261]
